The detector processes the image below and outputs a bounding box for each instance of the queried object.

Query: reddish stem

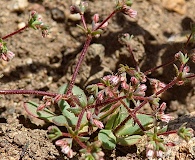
[76,108,85,131]
[0,89,58,97]
[73,136,87,149]
[80,14,87,30]
[155,77,179,96]
[186,74,195,79]
[133,100,148,114]
[157,130,177,136]
[111,91,146,133]
[144,58,176,75]
[94,10,117,31]
[87,95,127,109]
[62,132,71,137]
[184,32,192,49]
[66,35,92,95]
[2,25,29,40]
[127,44,139,71]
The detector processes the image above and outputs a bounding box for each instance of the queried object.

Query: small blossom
[1,51,15,61]
[159,102,167,112]
[55,139,67,146]
[93,14,99,23]
[156,150,163,158]
[134,84,147,96]
[97,91,104,101]
[146,143,155,158]
[131,76,139,85]
[158,113,174,123]
[31,10,37,17]
[149,78,166,93]
[121,81,129,90]
[61,145,71,154]
[70,5,81,14]
[86,111,92,121]
[93,119,104,129]
[55,139,73,158]
[122,5,137,18]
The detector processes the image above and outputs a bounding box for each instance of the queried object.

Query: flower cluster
[0,39,15,61]
[28,11,49,37]
[92,14,108,30]
[55,139,73,158]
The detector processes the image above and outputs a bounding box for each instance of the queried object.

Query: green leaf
[105,112,121,130]
[116,135,141,146]
[98,129,116,150]
[116,114,153,136]
[52,115,69,126]
[47,126,62,140]
[58,83,87,108]
[58,83,88,127]
[24,101,56,122]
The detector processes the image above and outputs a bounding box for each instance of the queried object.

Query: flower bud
[93,14,99,23]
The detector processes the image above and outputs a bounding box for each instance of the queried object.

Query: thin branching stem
[155,77,179,96]
[127,44,139,71]
[76,108,85,131]
[94,10,118,31]
[66,35,92,95]
[2,25,29,40]
[157,130,177,136]
[80,14,87,30]
[0,89,58,97]
[73,136,87,149]
[144,58,176,75]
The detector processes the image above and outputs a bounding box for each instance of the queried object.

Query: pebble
[51,8,65,22]
[162,0,186,15]
[68,14,81,21]
[17,22,26,29]
[12,0,29,12]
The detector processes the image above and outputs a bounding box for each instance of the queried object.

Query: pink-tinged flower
[55,139,73,158]
[122,5,137,18]
[156,150,163,158]
[1,51,15,61]
[55,139,67,146]
[139,84,147,91]
[159,114,174,123]
[93,14,99,23]
[103,75,120,85]
[149,78,166,93]
[86,111,92,121]
[146,149,154,158]
[93,119,104,129]
[159,102,167,112]
[121,81,129,90]
[61,145,71,154]
[131,76,139,85]
[97,91,104,101]
[31,10,37,17]
[134,84,147,96]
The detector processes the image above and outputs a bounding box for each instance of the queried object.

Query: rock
[12,0,29,12]
[17,22,26,29]
[51,8,65,22]
[68,14,81,21]
[162,0,186,15]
